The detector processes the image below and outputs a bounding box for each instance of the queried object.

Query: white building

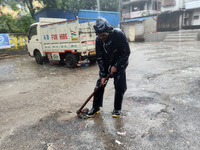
[122,0,161,21]
[161,0,185,12]
[121,0,200,37]
[184,0,200,27]
[158,0,200,30]
[120,0,162,41]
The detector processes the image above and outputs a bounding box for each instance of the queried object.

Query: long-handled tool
[76,74,111,116]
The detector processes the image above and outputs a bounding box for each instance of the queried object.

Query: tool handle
[76,74,111,115]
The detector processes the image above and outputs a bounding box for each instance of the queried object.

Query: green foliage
[0,0,120,33]
[16,15,36,33]
[67,0,81,17]
[23,0,36,20]
[0,16,9,33]
[80,0,97,10]
[8,1,20,11]
[100,0,119,12]
[39,0,119,17]
[0,0,36,33]
[0,12,35,33]
[0,14,16,33]
[38,0,66,10]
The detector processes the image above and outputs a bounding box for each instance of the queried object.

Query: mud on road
[0,42,200,150]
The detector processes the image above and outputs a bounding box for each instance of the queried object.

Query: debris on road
[115,140,122,145]
[77,108,89,119]
[117,131,127,136]
[47,143,55,150]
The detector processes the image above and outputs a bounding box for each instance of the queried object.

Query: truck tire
[65,53,78,68]
[35,51,43,65]
[44,55,49,63]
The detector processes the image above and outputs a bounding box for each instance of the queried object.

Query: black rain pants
[92,69,127,110]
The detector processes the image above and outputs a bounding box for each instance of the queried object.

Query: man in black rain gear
[87,17,130,118]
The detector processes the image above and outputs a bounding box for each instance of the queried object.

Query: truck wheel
[65,53,78,68]
[35,51,43,65]
[44,55,49,63]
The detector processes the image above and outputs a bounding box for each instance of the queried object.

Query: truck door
[27,25,39,56]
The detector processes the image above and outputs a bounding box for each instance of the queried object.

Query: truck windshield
[28,25,37,40]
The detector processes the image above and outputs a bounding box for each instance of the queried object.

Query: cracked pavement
[0,42,200,149]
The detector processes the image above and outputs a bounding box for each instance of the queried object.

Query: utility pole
[156,0,158,32]
[119,0,122,21]
[97,0,100,11]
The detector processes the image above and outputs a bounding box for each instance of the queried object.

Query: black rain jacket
[96,28,130,78]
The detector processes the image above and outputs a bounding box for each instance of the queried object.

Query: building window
[131,2,145,12]
[162,0,176,7]
[194,15,199,20]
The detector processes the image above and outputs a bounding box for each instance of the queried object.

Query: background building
[121,0,161,21]
[121,0,200,41]
[158,0,200,31]
[183,0,200,28]
[120,0,161,41]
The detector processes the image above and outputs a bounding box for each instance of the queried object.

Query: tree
[15,14,35,33]
[22,0,41,20]
[100,0,119,12]
[39,0,119,18]
[40,0,96,17]
[0,0,18,33]
[0,13,35,33]
[67,0,81,17]
[0,0,35,33]
[38,0,70,10]
[0,14,15,33]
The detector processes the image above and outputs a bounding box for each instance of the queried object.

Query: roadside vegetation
[0,0,120,33]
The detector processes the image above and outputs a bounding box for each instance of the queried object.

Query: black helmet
[93,17,113,34]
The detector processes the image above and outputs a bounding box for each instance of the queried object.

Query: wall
[144,32,167,42]
[128,10,157,18]
[192,9,200,25]
[135,23,144,38]
[35,8,74,21]
[121,23,130,41]
[161,0,181,12]
[121,21,145,41]
[186,0,200,9]
[120,17,156,41]
[7,34,27,50]
[198,32,200,40]
[78,10,120,27]
[35,8,120,27]
[144,17,157,33]
[0,34,28,56]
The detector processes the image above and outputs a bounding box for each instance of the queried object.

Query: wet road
[0,42,200,149]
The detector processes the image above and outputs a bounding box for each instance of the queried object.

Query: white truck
[27,17,96,68]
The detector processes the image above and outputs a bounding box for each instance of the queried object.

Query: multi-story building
[120,0,200,41]
[120,0,162,41]
[158,0,185,31]
[158,0,200,31]
[184,0,200,28]
[122,0,161,21]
